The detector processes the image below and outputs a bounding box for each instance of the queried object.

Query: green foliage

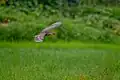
[4,0,120,8]
[0,6,120,43]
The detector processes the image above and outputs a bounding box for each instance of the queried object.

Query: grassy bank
[0,41,120,50]
[0,47,120,80]
[0,42,120,80]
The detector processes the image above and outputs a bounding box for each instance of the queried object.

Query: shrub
[0,6,120,43]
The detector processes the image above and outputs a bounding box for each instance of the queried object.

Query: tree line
[0,0,120,7]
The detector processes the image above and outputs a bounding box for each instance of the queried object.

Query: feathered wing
[41,21,62,33]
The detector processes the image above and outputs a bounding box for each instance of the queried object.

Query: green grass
[0,41,120,50]
[0,42,120,80]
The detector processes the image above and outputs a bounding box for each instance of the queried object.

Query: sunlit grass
[0,42,120,80]
[0,41,120,50]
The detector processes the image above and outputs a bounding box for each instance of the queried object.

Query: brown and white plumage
[34,21,62,42]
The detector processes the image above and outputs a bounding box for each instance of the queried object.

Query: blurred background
[0,0,120,43]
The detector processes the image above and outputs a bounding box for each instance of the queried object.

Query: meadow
[0,42,120,80]
[0,1,120,80]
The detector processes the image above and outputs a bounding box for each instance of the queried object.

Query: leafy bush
[0,6,120,43]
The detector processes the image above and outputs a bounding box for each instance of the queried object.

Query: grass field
[0,42,120,80]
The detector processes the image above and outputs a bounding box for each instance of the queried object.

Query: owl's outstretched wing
[34,21,62,42]
[41,21,62,33]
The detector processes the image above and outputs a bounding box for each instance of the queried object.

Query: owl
[34,21,62,42]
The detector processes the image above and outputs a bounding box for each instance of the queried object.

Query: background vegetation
[0,0,120,43]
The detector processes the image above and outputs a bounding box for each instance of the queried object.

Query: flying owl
[34,21,62,42]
